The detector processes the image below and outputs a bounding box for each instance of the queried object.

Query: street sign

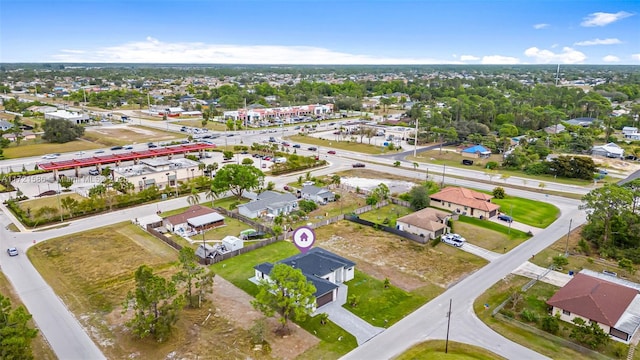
[292,226,316,254]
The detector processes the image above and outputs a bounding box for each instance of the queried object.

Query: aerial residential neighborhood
[1,1,640,360]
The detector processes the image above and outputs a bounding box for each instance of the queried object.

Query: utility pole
[508,204,513,235]
[445,298,452,354]
[441,164,446,187]
[413,115,419,157]
[565,218,572,257]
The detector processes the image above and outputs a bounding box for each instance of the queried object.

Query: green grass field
[286,134,390,155]
[397,340,506,360]
[453,216,531,253]
[491,196,560,228]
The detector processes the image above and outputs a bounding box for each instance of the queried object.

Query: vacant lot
[3,140,102,158]
[491,196,559,228]
[286,134,389,155]
[83,125,180,146]
[453,216,531,253]
[173,119,227,131]
[28,222,313,360]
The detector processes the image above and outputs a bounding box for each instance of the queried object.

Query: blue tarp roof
[462,145,491,154]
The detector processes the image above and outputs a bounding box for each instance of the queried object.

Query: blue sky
[1,0,639,64]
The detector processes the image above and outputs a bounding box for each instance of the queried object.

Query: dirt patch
[84,125,177,144]
[210,276,320,360]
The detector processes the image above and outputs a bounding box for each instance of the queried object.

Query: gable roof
[397,207,449,232]
[187,212,225,227]
[592,142,624,155]
[164,205,218,225]
[430,187,500,213]
[462,145,491,154]
[239,192,297,212]
[254,247,355,297]
[547,273,638,326]
[301,185,332,196]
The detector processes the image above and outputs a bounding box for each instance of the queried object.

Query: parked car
[462,159,474,166]
[88,169,100,176]
[352,163,366,168]
[327,150,336,155]
[110,146,123,150]
[94,150,105,154]
[442,234,465,247]
[123,145,134,150]
[42,154,58,159]
[7,247,18,256]
[497,214,513,223]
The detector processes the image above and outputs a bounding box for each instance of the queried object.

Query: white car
[442,233,466,247]
[42,154,58,159]
[7,247,18,256]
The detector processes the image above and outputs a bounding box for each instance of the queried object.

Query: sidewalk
[511,261,572,287]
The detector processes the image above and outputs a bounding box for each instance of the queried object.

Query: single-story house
[625,133,640,141]
[253,247,355,309]
[2,131,36,142]
[623,127,638,135]
[163,205,224,233]
[0,120,14,131]
[544,123,566,134]
[300,185,335,204]
[135,214,163,229]
[430,186,500,219]
[461,145,492,159]
[237,191,298,218]
[592,142,625,159]
[547,271,640,342]
[566,117,598,127]
[396,208,450,239]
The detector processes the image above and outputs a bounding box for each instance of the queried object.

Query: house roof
[254,248,355,297]
[430,187,500,213]
[461,145,491,154]
[164,205,218,226]
[239,192,297,213]
[0,120,14,128]
[301,185,332,196]
[397,207,450,232]
[547,273,638,327]
[187,212,225,227]
[592,142,624,155]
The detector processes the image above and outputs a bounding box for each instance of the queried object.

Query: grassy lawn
[397,340,506,360]
[3,140,101,158]
[474,275,623,360]
[202,217,253,240]
[453,216,531,253]
[285,134,390,155]
[407,150,595,187]
[0,272,57,360]
[19,192,85,221]
[210,241,357,357]
[173,119,227,131]
[358,204,412,227]
[344,271,428,327]
[491,195,560,228]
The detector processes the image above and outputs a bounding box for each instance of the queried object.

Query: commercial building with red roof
[429,186,500,219]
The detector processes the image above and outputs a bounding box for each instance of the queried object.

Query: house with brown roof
[429,187,500,219]
[163,205,225,233]
[395,208,450,239]
[547,272,640,342]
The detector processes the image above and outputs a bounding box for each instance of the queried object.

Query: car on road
[308,146,317,151]
[88,169,100,176]
[497,214,513,223]
[110,146,123,150]
[123,145,134,150]
[7,247,18,256]
[352,163,366,168]
[283,185,290,191]
[94,150,105,154]
[292,144,301,148]
[282,142,290,147]
[75,151,85,155]
[42,154,58,159]
[327,150,336,155]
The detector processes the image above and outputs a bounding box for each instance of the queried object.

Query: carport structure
[38,143,216,179]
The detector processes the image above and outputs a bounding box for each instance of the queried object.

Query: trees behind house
[0,294,38,359]
[251,263,316,335]
[211,164,264,198]
[42,118,85,143]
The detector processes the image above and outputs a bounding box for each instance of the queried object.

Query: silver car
[7,247,18,256]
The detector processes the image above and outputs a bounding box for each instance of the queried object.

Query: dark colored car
[497,214,513,223]
[462,159,474,166]
[308,147,317,151]
[110,146,123,150]
[352,163,366,168]
[292,144,301,148]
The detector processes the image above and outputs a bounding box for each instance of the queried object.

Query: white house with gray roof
[592,142,624,159]
[253,247,355,308]
[0,120,14,131]
[300,185,335,204]
[237,191,298,218]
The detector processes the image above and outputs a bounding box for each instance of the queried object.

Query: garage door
[316,292,334,307]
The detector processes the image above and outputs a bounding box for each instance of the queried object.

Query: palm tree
[412,162,419,171]
[331,175,341,185]
[198,162,206,176]
[187,188,201,206]
[206,185,218,208]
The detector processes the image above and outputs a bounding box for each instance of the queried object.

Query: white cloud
[581,11,633,27]
[533,23,549,29]
[632,54,640,61]
[574,38,622,46]
[551,44,559,48]
[49,37,457,65]
[460,55,480,61]
[524,46,586,64]
[603,55,620,62]
[481,55,520,64]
